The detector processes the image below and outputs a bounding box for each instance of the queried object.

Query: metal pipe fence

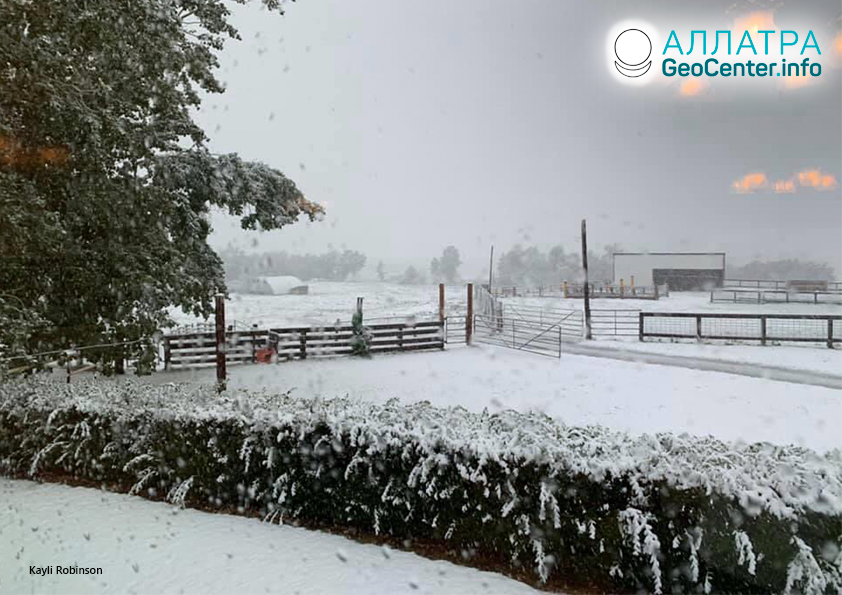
[639,312,840,348]
[711,288,842,305]
[724,279,842,292]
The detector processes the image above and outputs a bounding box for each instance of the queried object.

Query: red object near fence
[255,347,275,363]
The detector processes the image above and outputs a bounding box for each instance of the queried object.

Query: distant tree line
[494,244,619,287]
[399,245,463,285]
[726,259,837,281]
[220,248,366,283]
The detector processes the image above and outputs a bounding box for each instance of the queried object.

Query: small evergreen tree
[349,301,371,357]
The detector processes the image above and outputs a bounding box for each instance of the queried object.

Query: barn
[244,276,309,295]
[613,253,725,291]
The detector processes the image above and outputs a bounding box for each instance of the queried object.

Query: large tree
[430,245,461,283]
[0,0,321,370]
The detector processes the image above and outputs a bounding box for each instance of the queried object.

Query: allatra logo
[614,29,652,77]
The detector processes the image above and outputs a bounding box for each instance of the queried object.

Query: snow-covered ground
[586,339,842,376]
[170,283,842,329]
[170,282,467,328]
[0,479,540,595]
[154,345,842,453]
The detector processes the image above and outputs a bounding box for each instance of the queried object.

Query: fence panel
[444,316,467,344]
[473,314,564,358]
[590,309,640,337]
[639,312,840,348]
[164,320,445,369]
[724,279,842,292]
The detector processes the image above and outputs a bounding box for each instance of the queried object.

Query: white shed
[244,276,309,295]
[613,253,725,290]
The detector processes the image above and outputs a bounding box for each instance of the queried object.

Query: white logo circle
[615,29,652,66]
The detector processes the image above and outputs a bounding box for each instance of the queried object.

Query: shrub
[0,377,840,593]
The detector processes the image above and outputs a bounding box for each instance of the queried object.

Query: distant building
[613,253,725,291]
[244,276,309,295]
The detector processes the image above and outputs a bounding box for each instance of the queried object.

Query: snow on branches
[0,376,840,593]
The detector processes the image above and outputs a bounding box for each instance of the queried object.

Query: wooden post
[828,318,834,349]
[214,293,226,389]
[638,312,644,342]
[581,220,592,340]
[619,278,625,297]
[695,315,702,342]
[488,245,494,294]
[760,317,767,346]
[466,283,473,345]
[562,281,568,298]
[439,283,445,322]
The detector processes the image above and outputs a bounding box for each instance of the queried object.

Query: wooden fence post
[215,293,227,389]
[829,318,834,349]
[299,330,307,359]
[581,219,593,340]
[466,283,473,345]
[695,315,702,342]
[760,317,767,346]
[638,313,644,342]
[439,284,445,322]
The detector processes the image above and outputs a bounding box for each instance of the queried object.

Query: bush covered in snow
[0,377,840,593]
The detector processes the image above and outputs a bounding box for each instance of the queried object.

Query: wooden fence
[164,320,445,370]
[563,283,664,300]
[639,312,841,348]
[490,283,666,300]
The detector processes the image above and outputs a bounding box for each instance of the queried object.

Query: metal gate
[444,315,467,344]
[473,309,582,358]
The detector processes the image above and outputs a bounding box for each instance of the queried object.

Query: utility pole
[488,245,494,293]
[581,220,593,340]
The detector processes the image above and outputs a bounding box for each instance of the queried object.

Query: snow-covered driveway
[0,479,541,595]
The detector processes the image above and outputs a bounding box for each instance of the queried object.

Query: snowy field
[170,282,467,328]
[170,282,842,329]
[0,479,540,595]
[155,345,841,453]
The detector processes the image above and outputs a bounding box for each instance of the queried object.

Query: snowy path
[579,339,842,377]
[154,346,842,453]
[0,479,541,595]
[559,342,842,389]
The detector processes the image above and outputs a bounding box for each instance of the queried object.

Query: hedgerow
[0,377,840,593]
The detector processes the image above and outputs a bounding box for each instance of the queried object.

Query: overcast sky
[195,0,842,275]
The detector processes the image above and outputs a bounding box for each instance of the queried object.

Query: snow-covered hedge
[1,377,840,594]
